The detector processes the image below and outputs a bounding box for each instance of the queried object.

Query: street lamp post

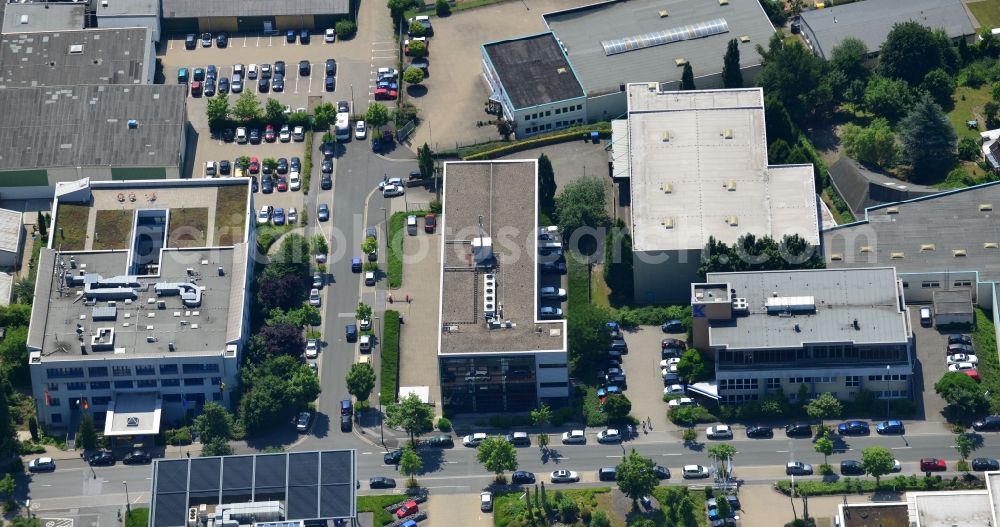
[122,481,131,513]
[377,392,385,449]
[885,364,891,420]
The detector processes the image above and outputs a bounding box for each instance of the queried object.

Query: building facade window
[112,366,131,377]
[184,378,205,386]
[161,378,180,387]
[137,379,158,388]
[90,381,110,390]
[845,376,861,387]
[721,394,758,404]
[93,396,111,405]
[211,377,222,386]
[540,382,568,388]
[163,394,182,402]
[766,378,781,390]
[213,392,223,401]
[115,380,134,389]
[47,383,59,392]
[49,398,61,407]
[868,374,907,381]
[50,414,62,423]
[88,367,108,378]
[955,280,972,287]
[46,367,84,379]
[538,363,567,369]
[182,363,219,374]
[160,364,178,375]
[719,378,758,390]
[66,382,87,391]
[135,365,156,376]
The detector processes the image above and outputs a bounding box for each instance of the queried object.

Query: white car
[561,430,586,444]
[682,465,710,479]
[596,429,622,443]
[379,177,403,190]
[663,384,685,396]
[660,358,681,368]
[257,205,271,224]
[325,28,336,42]
[287,207,298,223]
[279,125,291,142]
[892,459,902,472]
[305,339,319,359]
[382,184,404,197]
[364,271,376,286]
[236,127,248,144]
[205,160,217,177]
[309,288,321,307]
[539,286,566,299]
[463,432,487,447]
[550,469,579,483]
[289,172,301,191]
[355,120,367,140]
[28,457,55,472]
[359,318,372,331]
[293,126,305,141]
[661,364,679,377]
[950,362,977,372]
[947,353,978,365]
[668,397,695,407]
[706,425,733,440]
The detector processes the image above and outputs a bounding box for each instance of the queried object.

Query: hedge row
[775,474,984,496]
[461,122,612,160]
[380,310,401,403]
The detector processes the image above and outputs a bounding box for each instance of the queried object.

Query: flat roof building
[438,161,568,412]
[27,178,254,432]
[161,0,349,35]
[0,28,155,88]
[96,0,161,42]
[1,3,84,34]
[837,471,1000,527]
[691,267,913,404]
[622,85,820,304]
[0,208,24,270]
[0,84,186,199]
[798,0,975,60]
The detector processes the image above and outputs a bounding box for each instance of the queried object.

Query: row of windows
[540,382,568,388]
[719,345,906,365]
[50,363,219,380]
[525,119,584,135]
[719,378,758,390]
[903,281,972,288]
[873,390,908,399]
[721,394,759,404]
[868,374,907,381]
[789,376,835,384]
[49,377,222,391]
[846,376,861,387]
[47,393,220,422]
[538,363,567,369]
[522,104,583,122]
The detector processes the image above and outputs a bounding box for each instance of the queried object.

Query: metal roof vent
[719,0,728,4]
[890,252,905,259]
[920,244,935,252]
[661,131,671,142]
[830,253,843,261]
[953,249,967,257]
[739,35,750,43]
[659,9,669,17]
[663,217,674,229]
[985,242,999,249]
[69,44,84,54]
[981,203,994,211]
[859,246,872,253]
[675,58,687,66]
[556,67,567,74]
[726,180,736,191]
[662,182,672,193]
[19,15,28,24]
[723,128,733,139]
[886,207,899,214]
[726,215,738,226]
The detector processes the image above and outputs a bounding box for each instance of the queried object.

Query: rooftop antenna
[478,214,486,240]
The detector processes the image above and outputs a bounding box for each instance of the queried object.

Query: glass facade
[440,355,537,413]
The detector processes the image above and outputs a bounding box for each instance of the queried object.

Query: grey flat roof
[823,181,1000,282]
[438,161,565,355]
[626,85,819,252]
[0,28,151,88]
[799,0,975,59]
[151,450,357,527]
[98,0,158,17]
[1,4,84,33]
[104,392,161,436]
[706,268,909,350]
[544,0,776,97]
[0,84,185,170]
[484,32,584,110]
[0,208,21,253]
[162,0,348,19]
[933,289,972,315]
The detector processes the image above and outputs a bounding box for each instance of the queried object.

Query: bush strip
[460,122,612,160]
[380,310,401,404]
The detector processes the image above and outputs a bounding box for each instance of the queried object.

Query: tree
[567,303,613,377]
[239,356,321,434]
[265,98,287,126]
[388,0,418,22]
[681,62,696,90]
[554,176,610,238]
[311,234,328,257]
[681,428,697,444]
[936,372,987,416]
[418,143,434,179]
[232,91,262,122]
[0,326,29,387]
[899,94,958,180]
[676,349,707,384]
[765,96,798,146]
[385,393,434,445]
[537,154,556,211]
[361,236,377,257]
[531,403,551,428]
[841,118,900,168]
[346,362,377,403]
[722,39,743,88]
[408,21,428,38]
[365,103,390,130]
[603,394,632,420]
[406,40,427,58]
[435,0,450,16]
[78,413,97,451]
[201,437,233,457]
[28,415,38,441]
[313,102,338,129]
[863,75,914,122]
[400,444,422,485]
[476,436,518,480]
[959,136,981,161]
[356,303,373,323]
[36,211,48,239]
[707,444,737,478]
[921,69,956,109]
[861,445,896,485]
[258,323,306,357]
[804,393,843,425]
[0,381,16,461]
[193,402,232,444]
[207,97,230,130]
[879,21,946,86]
[756,34,833,124]
[987,101,1000,130]
[614,450,657,505]
[955,433,973,462]
[829,37,870,89]
[0,473,14,502]
[335,19,357,39]
[814,436,834,466]
[403,67,425,85]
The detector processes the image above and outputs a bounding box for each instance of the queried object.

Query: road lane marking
[606,455,622,458]
[662,453,682,456]
[891,446,912,450]
[339,312,356,317]
[775,450,789,453]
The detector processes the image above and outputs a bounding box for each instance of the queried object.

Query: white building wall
[536,351,569,399]
[895,270,981,304]
[513,97,587,139]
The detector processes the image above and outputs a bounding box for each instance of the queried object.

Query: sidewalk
[737,483,893,527]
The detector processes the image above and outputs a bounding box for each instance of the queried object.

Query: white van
[247,63,259,79]
[334,114,351,141]
[359,335,372,352]
[407,215,417,235]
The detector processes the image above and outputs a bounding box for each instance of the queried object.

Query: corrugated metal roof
[162,0,348,19]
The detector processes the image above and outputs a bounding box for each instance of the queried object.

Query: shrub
[335,20,357,39]
[959,136,981,161]
[558,500,579,523]
[681,428,698,443]
[590,510,610,527]
[166,426,192,446]
[436,417,452,432]
[436,0,451,16]
[380,311,401,402]
[668,405,716,426]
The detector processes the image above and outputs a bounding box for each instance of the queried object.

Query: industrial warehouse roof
[625,85,819,253]
[823,181,1000,282]
[799,0,975,59]
[0,28,151,88]
[1,3,84,33]
[162,0,348,19]
[706,268,909,350]
[0,208,21,254]
[483,32,584,110]
[543,0,775,97]
[97,0,158,17]
[0,84,185,170]
[438,161,566,355]
[150,450,357,527]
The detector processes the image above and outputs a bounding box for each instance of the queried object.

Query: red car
[248,156,260,174]
[965,369,981,382]
[424,213,436,233]
[920,458,946,472]
[396,500,418,519]
[374,87,397,100]
[264,125,276,143]
[276,178,288,192]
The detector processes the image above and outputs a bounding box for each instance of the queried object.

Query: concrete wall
[894,270,982,305]
[98,16,161,42]
[633,248,702,305]
[199,16,238,33]
[274,15,315,30]
[512,97,587,139]
[0,165,182,200]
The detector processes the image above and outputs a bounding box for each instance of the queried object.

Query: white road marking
[891,447,912,450]
[339,312,356,317]
[775,450,790,453]
[606,455,622,458]
[662,453,682,456]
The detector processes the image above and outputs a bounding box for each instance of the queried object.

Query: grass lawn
[821,188,856,225]
[357,495,404,526]
[168,208,209,248]
[380,310,401,404]
[386,210,428,289]
[949,85,992,142]
[93,210,134,250]
[972,307,1000,413]
[125,508,149,527]
[933,160,997,189]
[214,185,248,245]
[494,487,612,527]
[969,0,1000,29]
[53,203,90,251]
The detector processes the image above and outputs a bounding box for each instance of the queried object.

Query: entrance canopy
[104,392,162,436]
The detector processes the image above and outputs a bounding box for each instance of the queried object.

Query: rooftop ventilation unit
[953,249,967,257]
[661,131,671,142]
[726,180,736,191]
[726,215,738,226]
[601,18,729,55]
[68,44,84,54]
[483,273,497,320]
[830,253,843,261]
[886,207,900,214]
[731,297,748,312]
[661,182,672,193]
[890,252,905,259]
[659,9,669,17]
[675,58,687,66]
[662,217,674,229]
[920,244,935,252]
[739,35,750,43]
[556,67,567,74]
[986,242,999,249]
[981,203,994,211]
[859,246,872,253]
[723,129,733,139]
[765,296,816,314]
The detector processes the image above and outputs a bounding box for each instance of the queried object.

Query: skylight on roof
[600,18,730,56]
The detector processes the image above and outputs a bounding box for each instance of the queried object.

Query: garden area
[167,208,209,248]
[52,202,89,251]
[92,209,133,250]
[214,184,248,245]
[493,486,710,527]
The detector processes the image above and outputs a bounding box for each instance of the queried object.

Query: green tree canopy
[681,62,696,90]
[365,103,391,129]
[878,21,945,85]
[722,39,743,88]
[863,75,915,122]
[201,437,233,457]
[531,403,551,427]
[418,143,434,179]
[861,445,895,485]
[476,435,518,478]
[388,0,419,22]
[934,371,986,416]
[313,102,338,129]
[841,118,900,168]
[0,380,16,460]
[921,69,956,109]
[0,326,30,387]
[956,433,973,461]
[676,350,707,385]
[232,91,262,122]
[537,154,557,212]
[615,450,657,504]
[830,37,870,87]
[698,233,823,277]
[356,303,373,322]
[385,393,434,445]
[554,176,610,237]
[814,436,834,465]
[239,355,321,434]
[193,402,233,443]
[207,97,230,131]
[346,362,377,403]
[898,94,958,180]
[756,34,832,124]
[567,303,613,378]
[78,413,97,451]
[265,98,286,125]
[403,67,425,85]
[603,393,632,420]
[406,40,427,57]
[400,444,422,484]
[707,444,737,478]
[805,393,843,423]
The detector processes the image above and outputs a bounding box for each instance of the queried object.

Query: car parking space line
[294,74,300,94]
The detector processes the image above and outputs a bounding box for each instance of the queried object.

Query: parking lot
[619,326,683,431]
[908,306,953,421]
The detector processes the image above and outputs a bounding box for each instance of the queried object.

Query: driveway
[908,306,952,421]
[620,326,680,431]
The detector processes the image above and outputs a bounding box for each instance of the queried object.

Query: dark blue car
[286,29,296,43]
[876,420,905,435]
[352,257,362,272]
[661,319,684,333]
[838,420,870,436]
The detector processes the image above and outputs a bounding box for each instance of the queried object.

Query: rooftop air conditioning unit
[483,273,497,319]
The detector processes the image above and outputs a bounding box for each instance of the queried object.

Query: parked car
[667,397,694,407]
[920,458,946,472]
[973,416,1000,431]
[506,432,530,446]
[948,343,975,355]
[345,324,358,342]
[425,214,437,233]
[785,461,813,475]
[410,57,429,72]
[597,429,622,444]
[369,477,396,489]
[661,319,684,332]
[511,470,535,484]
[257,205,272,225]
[663,384,685,396]
[305,339,319,359]
[540,306,563,319]
[317,203,330,222]
[785,423,812,438]
[480,492,493,513]
[364,271,376,286]
[840,460,864,475]
[950,362,977,372]
[561,430,586,444]
[550,470,580,483]
[325,28,336,42]
[920,307,933,326]
[682,465,710,479]
[427,434,453,447]
[185,34,196,49]
[272,207,286,225]
[949,334,973,346]
[463,433,488,447]
[123,450,151,465]
[876,420,906,435]
[706,425,733,440]
[539,286,567,299]
[383,449,402,464]
[948,353,978,365]
[745,426,773,439]
[837,421,870,436]
[216,33,229,47]
[653,465,671,479]
[28,457,55,472]
[973,458,1000,471]
[355,120,367,140]
[296,411,312,432]
[88,451,115,466]
[201,32,212,47]
[598,467,617,481]
[383,184,404,197]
